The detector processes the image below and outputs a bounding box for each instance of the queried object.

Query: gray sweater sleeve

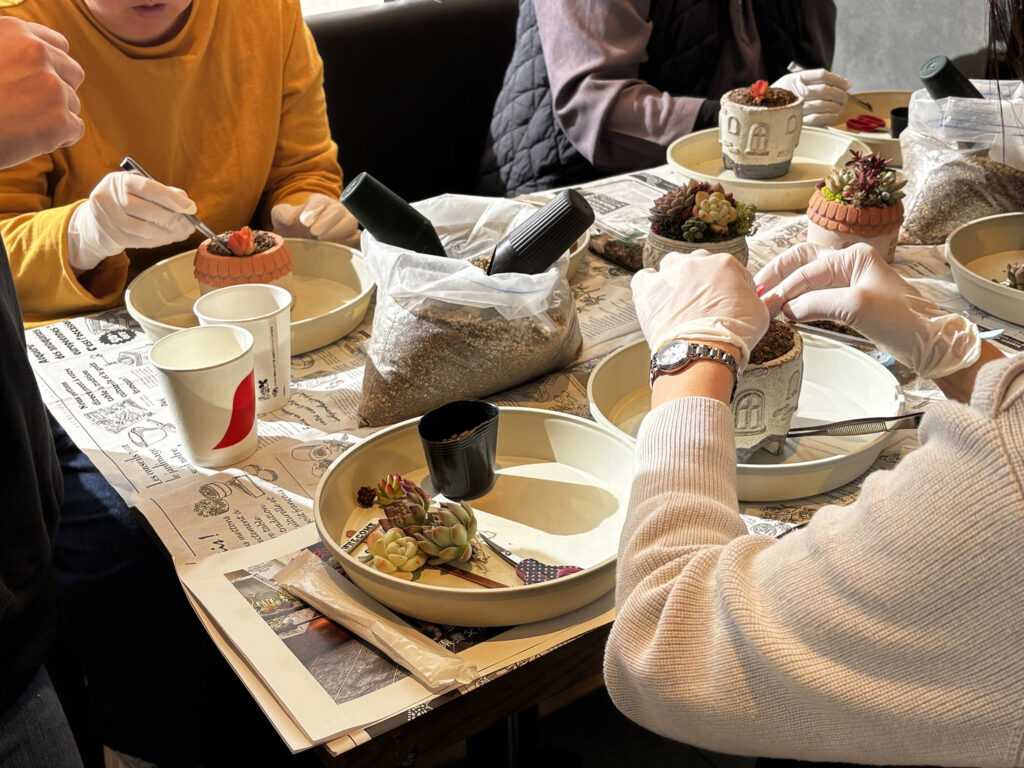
[604,354,1024,766]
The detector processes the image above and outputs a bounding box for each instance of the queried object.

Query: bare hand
[0,18,85,169]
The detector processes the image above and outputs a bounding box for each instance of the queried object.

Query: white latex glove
[67,171,197,273]
[757,243,981,379]
[771,68,850,127]
[271,193,359,246]
[0,18,85,170]
[632,250,769,367]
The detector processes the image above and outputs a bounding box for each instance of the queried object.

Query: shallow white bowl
[125,239,374,355]
[666,127,871,211]
[946,212,1024,326]
[314,407,634,626]
[587,335,904,502]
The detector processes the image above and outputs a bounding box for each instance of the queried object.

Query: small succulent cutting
[750,79,770,104]
[649,180,757,243]
[369,528,428,573]
[376,474,431,534]
[414,502,478,565]
[818,151,906,208]
[228,226,256,256]
[355,475,482,575]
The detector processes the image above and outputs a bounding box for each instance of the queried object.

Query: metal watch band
[649,340,739,400]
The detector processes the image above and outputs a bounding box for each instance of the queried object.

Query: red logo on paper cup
[213,371,256,449]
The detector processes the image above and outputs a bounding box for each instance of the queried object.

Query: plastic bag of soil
[358,195,583,426]
[899,80,1024,245]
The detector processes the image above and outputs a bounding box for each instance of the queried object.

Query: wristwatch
[649,339,739,400]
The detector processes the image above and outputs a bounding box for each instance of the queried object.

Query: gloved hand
[632,250,769,367]
[67,171,197,273]
[271,193,359,247]
[757,242,981,379]
[771,68,850,127]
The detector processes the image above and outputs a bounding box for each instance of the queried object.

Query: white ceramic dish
[314,407,634,626]
[946,212,1024,326]
[587,335,904,502]
[566,230,591,281]
[125,239,374,355]
[830,91,913,166]
[666,127,872,211]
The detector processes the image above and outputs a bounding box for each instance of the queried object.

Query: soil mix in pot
[727,87,798,108]
[749,320,798,364]
[205,229,277,256]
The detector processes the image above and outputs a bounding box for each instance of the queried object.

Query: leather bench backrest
[308,0,518,203]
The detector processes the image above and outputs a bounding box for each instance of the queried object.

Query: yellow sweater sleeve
[261,4,345,222]
[0,154,127,326]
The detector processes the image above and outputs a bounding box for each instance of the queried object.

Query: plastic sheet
[358,195,583,426]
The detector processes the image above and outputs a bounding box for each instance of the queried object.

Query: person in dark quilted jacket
[479,0,847,197]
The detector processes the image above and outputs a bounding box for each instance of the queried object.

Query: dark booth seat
[307,0,518,204]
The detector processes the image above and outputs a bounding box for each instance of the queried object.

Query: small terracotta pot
[193,232,294,294]
[642,232,749,270]
[720,89,804,179]
[733,323,803,461]
[806,188,904,262]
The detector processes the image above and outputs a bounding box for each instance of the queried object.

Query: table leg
[466,706,540,768]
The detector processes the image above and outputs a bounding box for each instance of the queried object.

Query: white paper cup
[193,284,293,414]
[149,325,258,468]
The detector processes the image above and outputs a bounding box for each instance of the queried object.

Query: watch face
[656,340,690,369]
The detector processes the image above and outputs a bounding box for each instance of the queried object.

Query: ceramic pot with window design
[733,322,803,461]
[720,85,803,180]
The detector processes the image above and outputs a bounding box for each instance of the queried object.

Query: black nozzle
[487,189,595,276]
[919,55,984,100]
[340,172,446,257]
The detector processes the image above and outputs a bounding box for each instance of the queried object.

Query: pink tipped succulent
[227,226,256,257]
[750,79,770,103]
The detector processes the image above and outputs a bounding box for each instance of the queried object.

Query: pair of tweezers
[786,411,924,438]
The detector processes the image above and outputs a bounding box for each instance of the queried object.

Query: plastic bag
[899,80,1024,245]
[358,195,583,427]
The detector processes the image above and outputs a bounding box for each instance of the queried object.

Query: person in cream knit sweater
[606,243,1019,766]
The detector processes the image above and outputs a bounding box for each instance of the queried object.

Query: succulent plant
[649,181,702,240]
[375,474,431,533]
[414,501,478,565]
[1005,263,1024,290]
[227,226,256,256]
[375,474,406,506]
[819,151,906,208]
[749,79,770,104]
[369,529,428,573]
[650,180,757,243]
[694,191,739,234]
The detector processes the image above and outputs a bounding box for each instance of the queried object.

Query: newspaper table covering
[29,165,1024,753]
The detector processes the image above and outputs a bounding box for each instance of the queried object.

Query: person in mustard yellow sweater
[0,2,354,764]
[0,0,357,328]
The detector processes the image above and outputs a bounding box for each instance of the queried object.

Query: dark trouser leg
[49,415,311,767]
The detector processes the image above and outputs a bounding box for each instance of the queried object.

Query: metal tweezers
[786,411,924,438]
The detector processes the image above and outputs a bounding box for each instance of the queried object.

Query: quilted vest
[479,0,808,197]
